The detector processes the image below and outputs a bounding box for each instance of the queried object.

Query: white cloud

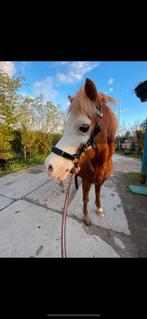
[60,62,70,65]
[109,87,113,92]
[108,78,114,85]
[33,77,58,102]
[56,61,99,84]
[0,61,16,77]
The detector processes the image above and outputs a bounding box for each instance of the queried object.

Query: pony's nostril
[48,165,53,173]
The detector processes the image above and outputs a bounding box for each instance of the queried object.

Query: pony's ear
[99,93,116,104]
[68,95,74,103]
[85,78,97,101]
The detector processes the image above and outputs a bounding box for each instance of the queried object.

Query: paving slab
[0,195,14,211]
[0,169,49,199]
[25,176,81,212]
[112,154,141,172]
[0,199,119,257]
[68,183,131,235]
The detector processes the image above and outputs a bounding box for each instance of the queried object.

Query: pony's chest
[79,160,104,182]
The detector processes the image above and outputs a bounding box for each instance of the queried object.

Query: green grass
[125,172,144,185]
[0,156,46,177]
[125,172,147,193]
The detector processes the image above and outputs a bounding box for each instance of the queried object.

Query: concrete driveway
[0,154,145,257]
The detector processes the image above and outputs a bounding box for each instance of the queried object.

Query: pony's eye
[79,124,90,133]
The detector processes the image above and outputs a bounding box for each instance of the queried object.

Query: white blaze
[45,113,92,180]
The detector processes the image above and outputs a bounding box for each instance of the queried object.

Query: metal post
[142,119,147,181]
[24,146,26,160]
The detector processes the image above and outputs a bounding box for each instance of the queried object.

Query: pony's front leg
[59,180,67,193]
[82,179,91,226]
[95,183,104,218]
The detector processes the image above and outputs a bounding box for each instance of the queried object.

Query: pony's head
[45,78,115,181]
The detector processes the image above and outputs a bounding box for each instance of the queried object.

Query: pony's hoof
[96,207,104,218]
[59,181,67,193]
[83,216,91,226]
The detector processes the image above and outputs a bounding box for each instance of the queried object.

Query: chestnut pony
[45,78,118,225]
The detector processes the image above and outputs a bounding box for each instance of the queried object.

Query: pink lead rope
[61,165,80,258]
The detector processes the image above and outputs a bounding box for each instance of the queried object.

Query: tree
[0,70,24,153]
[10,129,23,156]
[21,130,36,158]
[0,70,65,159]
[124,130,131,138]
[116,121,129,150]
[0,70,24,126]
[0,124,12,152]
[34,131,53,157]
[16,96,62,158]
[135,118,147,155]
[135,129,144,155]
[140,118,147,133]
[32,100,65,133]
[52,132,63,147]
[117,121,129,137]
[130,121,141,136]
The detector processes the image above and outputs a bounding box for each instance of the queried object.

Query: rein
[61,172,75,258]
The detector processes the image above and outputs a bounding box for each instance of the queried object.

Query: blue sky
[1,61,147,129]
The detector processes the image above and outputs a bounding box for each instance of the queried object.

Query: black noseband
[51,147,79,161]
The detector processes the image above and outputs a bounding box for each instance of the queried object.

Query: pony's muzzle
[45,154,74,181]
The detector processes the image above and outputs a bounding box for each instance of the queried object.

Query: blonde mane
[68,87,96,119]
[68,86,116,120]
[67,85,118,141]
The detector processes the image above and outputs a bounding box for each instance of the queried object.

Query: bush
[1,129,62,166]
[6,156,45,171]
[52,133,62,146]
[34,131,53,157]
